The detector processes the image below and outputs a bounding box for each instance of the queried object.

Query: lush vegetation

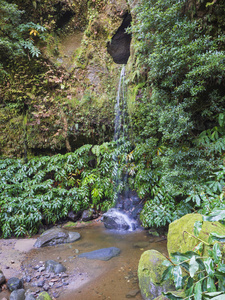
[128,0,225,227]
[0,0,225,237]
[162,210,225,299]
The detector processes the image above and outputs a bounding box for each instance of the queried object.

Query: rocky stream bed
[0,219,167,300]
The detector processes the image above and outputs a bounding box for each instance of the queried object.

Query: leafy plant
[162,211,225,299]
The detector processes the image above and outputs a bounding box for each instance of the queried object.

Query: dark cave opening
[107,12,132,64]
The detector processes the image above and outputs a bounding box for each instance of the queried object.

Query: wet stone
[37,280,45,287]
[7,277,23,292]
[9,289,25,300]
[34,228,80,248]
[126,289,140,298]
[25,294,36,300]
[38,267,45,272]
[45,260,66,274]
[0,269,6,285]
[78,247,121,261]
[52,292,59,298]
[43,284,50,291]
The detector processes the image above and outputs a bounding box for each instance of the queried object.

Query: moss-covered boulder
[167,213,225,257]
[36,292,52,300]
[138,250,175,300]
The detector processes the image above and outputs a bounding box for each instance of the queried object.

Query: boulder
[7,277,23,292]
[78,247,120,261]
[167,213,225,257]
[9,289,25,300]
[102,208,136,230]
[81,208,97,222]
[67,210,82,222]
[45,260,66,274]
[36,292,52,300]
[138,250,175,300]
[34,227,80,247]
[0,269,6,285]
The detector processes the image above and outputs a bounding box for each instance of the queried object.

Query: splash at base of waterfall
[102,208,137,231]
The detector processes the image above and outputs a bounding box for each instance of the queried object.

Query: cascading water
[102,65,141,231]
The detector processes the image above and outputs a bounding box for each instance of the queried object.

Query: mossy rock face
[167,213,225,257]
[138,250,175,300]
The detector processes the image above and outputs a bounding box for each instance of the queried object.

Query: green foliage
[127,0,225,226]
[0,0,46,79]
[0,143,121,237]
[162,211,225,299]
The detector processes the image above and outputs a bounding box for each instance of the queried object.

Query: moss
[36,292,52,300]
[167,214,225,257]
[62,221,77,228]
[138,250,175,300]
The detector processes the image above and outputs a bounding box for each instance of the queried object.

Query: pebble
[52,292,59,298]
[37,280,45,287]
[38,267,45,272]
[43,284,50,291]
[126,289,140,298]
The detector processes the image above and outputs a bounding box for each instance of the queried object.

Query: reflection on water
[23,224,167,300]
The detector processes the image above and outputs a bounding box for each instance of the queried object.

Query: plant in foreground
[162,210,225,300]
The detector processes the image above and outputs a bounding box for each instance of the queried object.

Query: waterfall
[112,65,129,204]
[102,65,139,232]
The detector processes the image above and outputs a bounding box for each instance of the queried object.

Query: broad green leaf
[207,277,216,292]
[203,210,225,222]
[171,251,200,263]
[195,242,203,255]
[194,221,203,237]
[209,232,225,244]
[210,295,225,300]
[217,264,225,274]
[194,281,202,300]
[173,265,183,289]
[162,291,183,300]
[205,292,224,297]
[204,258,215,277]
[190,256,199,278]
[212,243,221,263]
[196,258,206,270]
[187,277,194,290]
[218,279,225,292]
[162,259,173,267]
[162,265,173,282]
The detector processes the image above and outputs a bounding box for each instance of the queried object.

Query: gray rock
[81,208,95,222]
[34,228,80,247]
[126,289,140,298]
[78,247,120,261]
[25,294,36,300]
[67,210,82,222]
[7,277,23,291]
[9,289,25,300]
[45,260,66,274]
[0,269,6,285]
[102,208,136,230]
